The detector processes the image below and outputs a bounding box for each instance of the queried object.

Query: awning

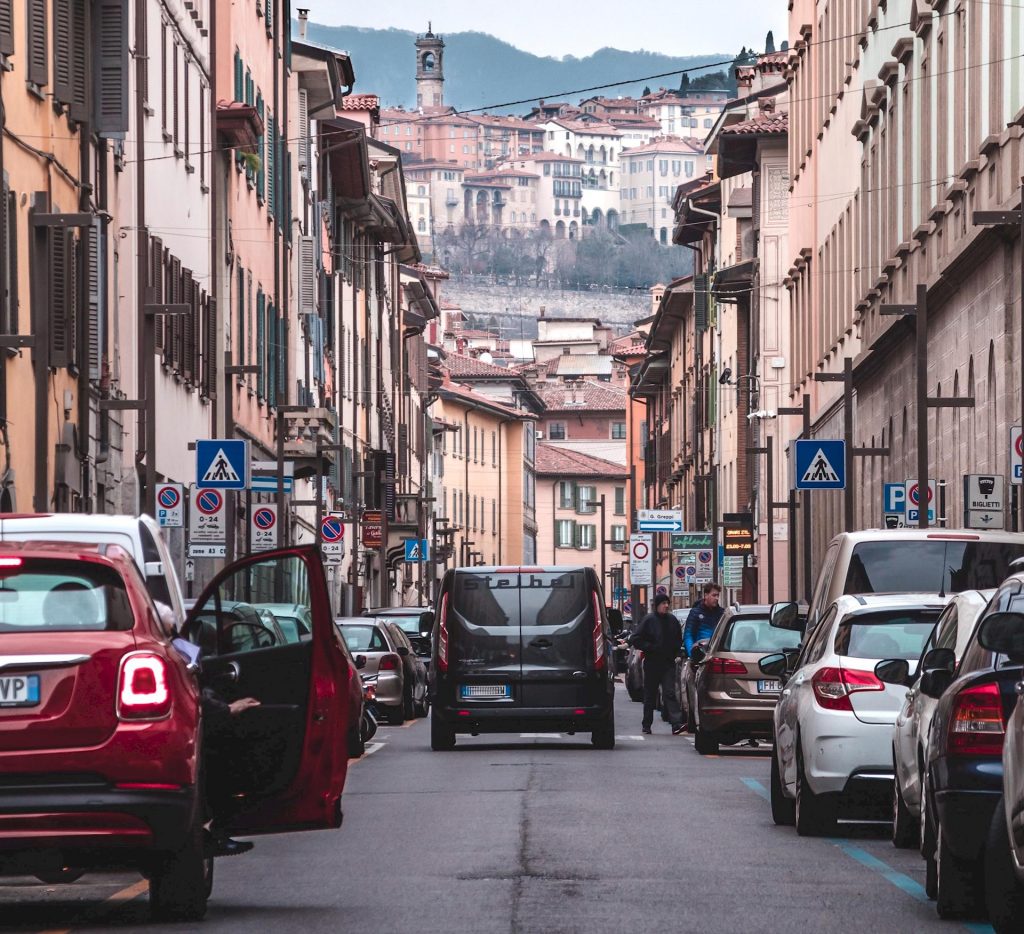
[713,259,755,302]
[215,101,264,150]
[630,353,670,398]
[320,117,370,203]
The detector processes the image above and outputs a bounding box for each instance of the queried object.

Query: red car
[0,541,355,920]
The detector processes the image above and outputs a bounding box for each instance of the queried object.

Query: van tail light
[948,682,1006,756]
[438,592,450,673]
[811,666,883,711]
[707,657,747,675]
[378,654,401,672]
[118,652,172,720]
[591,592,605,671]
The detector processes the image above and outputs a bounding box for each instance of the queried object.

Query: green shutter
[233,50,242,101]
[256,289,265,399]
[256,93,265,202]
[277,313,286,399]
[266,112,275,217]
[694,273,708,331]
[237,266,245,365]
[265,0,273,35]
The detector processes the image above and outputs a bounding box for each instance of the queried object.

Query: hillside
[303,23,736,112]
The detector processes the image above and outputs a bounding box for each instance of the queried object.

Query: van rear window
[844,541,1024,595]
[452,571,590,626]
[0,559,134,632]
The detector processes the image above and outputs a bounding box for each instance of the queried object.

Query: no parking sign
[156,483,183,528]
[251,504,278,552]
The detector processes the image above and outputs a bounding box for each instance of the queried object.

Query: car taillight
[118,652,171,720]
[707,657,747,675]
[438,592,450,673]
[948,682,1006,756]
[379,654,401,671]
[591,592,605,671]
[811,666,883,711]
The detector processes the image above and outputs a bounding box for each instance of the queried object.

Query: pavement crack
[509,756,537,934]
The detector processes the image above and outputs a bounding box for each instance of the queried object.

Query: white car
[764,593,948,836]
[887,589,994,849]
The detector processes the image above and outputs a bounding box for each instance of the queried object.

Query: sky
[299,1,787,59]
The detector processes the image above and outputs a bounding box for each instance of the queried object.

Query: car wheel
[795,744,835,837]
[591,713,615,750]
[35,867,85,885]
[430,710,456,751]
[985,797,1024,933]
[387,704,406,726]
[925,852,937,900]
[891,768,917,849]
[694,728,718,755]
[348,720,366,758]
[936,828,983,919]
[770,744,795,826]
[403,685,415,721]
[149,815,209,922]
[414,695,429,718]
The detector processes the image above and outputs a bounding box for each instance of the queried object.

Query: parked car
[688,605,799,754]
[887,589,993,848]
[429,566,620,750]
[762,593,946,836]
[914,575,1024,919]
[363,605,433,665]
[0,513,187,625]
[974,605,1024,932]
[0,542,354,921]
[799,529,1024,633]
[253,602,314,644]
[191,601,290,654]
[677,638,710,730]
[336,619,428,724]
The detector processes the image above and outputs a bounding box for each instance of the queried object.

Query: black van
[429,566,618,750]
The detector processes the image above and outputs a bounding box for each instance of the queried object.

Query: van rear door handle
[529,638,553,648]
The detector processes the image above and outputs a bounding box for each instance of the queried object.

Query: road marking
[741,777,769,800]
[39,878,149,934]
[520,733,561,738]
[349,742,386,765]
[616,735,647,741]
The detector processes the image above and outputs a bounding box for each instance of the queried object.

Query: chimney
[539,306,546,318]
[297,8,309,39]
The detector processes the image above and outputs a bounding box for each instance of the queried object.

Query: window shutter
[27,0,47,86]
[298,89,310,184]
[233,50,242,102]
[170,256,181,371]
[266,112,275,217]
[256,290,266,399]
[265,0,273,36]
[0,182,10,334]
[277,314,286,399]
[298,235,315,315]
[314,314,324,384]
[0,0,14,57]
[53,0,73,105]
[181,268,194,382]
[49,229,70,367]
[86,222,103,381]
[70,0,89,121]
[694,273,708,330]
[94,0,128,138]
[150,236,163,351]
[236,266,245,365]
[256,93,265,202]
[205,296,217,397]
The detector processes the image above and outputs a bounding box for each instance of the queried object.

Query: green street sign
[671,532,713,550]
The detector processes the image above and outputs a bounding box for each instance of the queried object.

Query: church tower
[415,24,444,110]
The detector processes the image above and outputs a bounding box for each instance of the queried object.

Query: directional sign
[251,504,278,552]
[404,538,430,562]
[250,460,295,494]
[793,439,846,490]
[629,533,653,586]
[671,532,713,550]
[188,485,226,553]
[905,479,936,524]
[321,514,346,558]
[156,482,184,528]
[964,474,1005,530]
[184,558,195,583]
[196,439,249,490]
[1012,427,1023,485]
[637,509,683,533]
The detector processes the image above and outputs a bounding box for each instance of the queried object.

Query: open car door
[184,546,351,836]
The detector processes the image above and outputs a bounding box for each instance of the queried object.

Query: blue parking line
[740,779,993,933]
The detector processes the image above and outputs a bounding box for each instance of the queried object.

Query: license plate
[460,684,510,699]
[0,674,40,707]
[757,679,781,694]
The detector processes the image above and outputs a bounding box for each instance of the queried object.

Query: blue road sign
[404,538,430,562]
[196,439,248,490]
[883,483,906,513]
[794,439,846,490]
[637,520,683,532]
[250,475,294,494]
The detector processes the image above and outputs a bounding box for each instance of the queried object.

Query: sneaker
[205,830,254,858]
[641,726,652,734]
[672,725,685,736]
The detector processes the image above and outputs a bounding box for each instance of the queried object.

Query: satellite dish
[479,352,494,364]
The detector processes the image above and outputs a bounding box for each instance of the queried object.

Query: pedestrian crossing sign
[195,439,249,490]
[404,538,429,562]
[793,439,846,490]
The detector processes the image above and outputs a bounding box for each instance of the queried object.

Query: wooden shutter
[236,266,245,365]
[298,235,315,315]
[86,223,103,381]
[277,314,286,399]
[233,49,242,101]
[0,0,14,57]
[53,0,73,105]
[265,0,273,36]
[3,187,17,335]
[0,182,9,334]
[70,0,89,121]
[49,230,71,367]
[150,236,163,351]
[256,93,265,202]
[93,0,129,138]
[205,296,217,398]
[298,89,310,183]
[694,273,708,331]
[181,268,194,382]
[27,0,47,86]
[172,44,179,146]
[183,59,190,163]
[170,256,181,371]
[256,290,266,399]
[266,112,275,218]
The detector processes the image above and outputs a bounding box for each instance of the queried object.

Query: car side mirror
[918,667,954,700]
[921,647,956,673]
[690,641,708,665]
[607,608,624,636]
[874,658,911,686]
[769,601,806,634]
[355,654,367,670]
[977,612,1024,664]
[396,645,410,657]
[419,611,435,637]
[759,653,788,678]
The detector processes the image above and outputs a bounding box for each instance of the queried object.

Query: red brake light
[948,682,1006,756]
[811,666,883,711]
[118,652,171,720]
[0,557,22,567]
[591,592,605,671]
[707,657,747,675]
[378,654,401,672]
[438,592,450,673]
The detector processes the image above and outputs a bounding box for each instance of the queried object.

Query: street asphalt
[0,685,996,933]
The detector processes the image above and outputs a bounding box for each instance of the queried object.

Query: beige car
[688,605,801,755]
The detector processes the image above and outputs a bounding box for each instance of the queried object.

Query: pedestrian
[630,593,684,735]
[684,582,724,657]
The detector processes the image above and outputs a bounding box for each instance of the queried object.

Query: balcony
[573,208,580,217]
[445,196,459,206]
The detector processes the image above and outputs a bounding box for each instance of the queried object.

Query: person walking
[684,582,724,657]
[631,593,684,735]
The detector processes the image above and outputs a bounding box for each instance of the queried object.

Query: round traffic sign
[631,540,650,560]
[623,600,632,614]
[158,486,180,509]
[1016,432,1023,457]
[697,550,712,564]
[908,483,933,506]
[253,508,276,530]
[655,585,668,596]
[321,516,345,543]
[674,566,686,579]
[196,489,223,515]
[685,565,697,577]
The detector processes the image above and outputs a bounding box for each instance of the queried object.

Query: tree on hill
[679,72,690,91]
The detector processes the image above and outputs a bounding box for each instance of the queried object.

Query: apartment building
[619,137,705,240]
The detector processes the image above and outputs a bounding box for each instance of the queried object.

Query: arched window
[417,218,427,232]
[422,52,435,72]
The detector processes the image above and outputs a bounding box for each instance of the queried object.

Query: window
[559,481,575,509]
[575,524,596,550]
[576,485,596,514]
[555,519,575,548]
[611,421,626,440]
[614,486,625,515]
[547,422,566,440]
[610,525,627,551]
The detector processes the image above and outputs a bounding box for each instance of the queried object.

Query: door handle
[529,638,553,648]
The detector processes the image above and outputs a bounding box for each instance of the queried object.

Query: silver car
[886,589,993,848]
[336,619,428,725]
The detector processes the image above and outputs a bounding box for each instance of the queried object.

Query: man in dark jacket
[631,593,684,735]
[684,582,724,655]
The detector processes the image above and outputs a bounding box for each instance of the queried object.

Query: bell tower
[415,24,444,110]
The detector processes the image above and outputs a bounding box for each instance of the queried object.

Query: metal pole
[802,394,812,602]
[276,409,286,545]
[224,354,236,563]
[1019,192,1024,533]
[599,494,607,586]
[916,283,929,529]
[766,434,775,604]
[843,357,855,531]
[788,490,797,602]
[315,438,324,548]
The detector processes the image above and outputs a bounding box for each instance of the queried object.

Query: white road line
[362,742,386,757]
[616,734,647,741]
[519,733,562,738]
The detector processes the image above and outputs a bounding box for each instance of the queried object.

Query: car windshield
[0,559,134,633]
[719,616,798,653]
[844,541,1024,595]
[385,615,424,634]
[340,625,389,652]
[834,610,941,660]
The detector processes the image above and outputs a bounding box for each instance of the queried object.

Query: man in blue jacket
[684,582,724,656]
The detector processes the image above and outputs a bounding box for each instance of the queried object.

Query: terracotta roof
[610,332,647,355]
[535,443,628,478]
[548,118,622,136]
[536,380,627,413]
[455,329,497,340]
[444,353,516,378]
[439,378,536,419]
[513,151,583,163]
[719,111,789,136]
[341,95,380,111]
[620,135,705,156]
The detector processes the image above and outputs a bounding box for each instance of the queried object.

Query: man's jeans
[642,658,681,729]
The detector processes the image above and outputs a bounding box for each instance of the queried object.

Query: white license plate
[0,674,40,707]
[757,679,781,694]
[460,684,511,699]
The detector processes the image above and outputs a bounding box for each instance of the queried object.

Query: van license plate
[757,679,781,694]
[460,684,510,699]
[0,674,40,707]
